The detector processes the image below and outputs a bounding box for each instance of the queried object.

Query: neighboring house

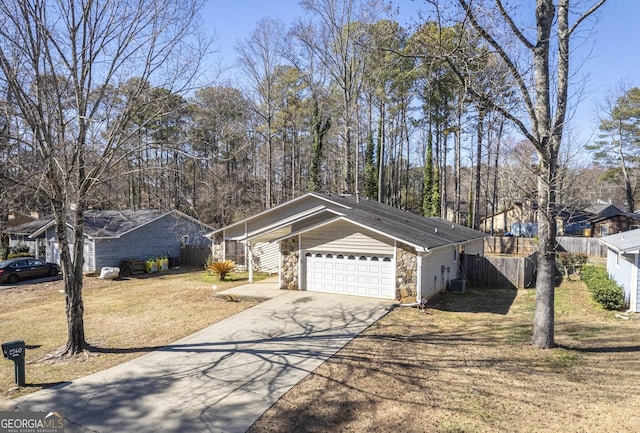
[1,211,39,257]
[5,217,48,259]
[209,193,487,301]
[599,229,640,313]
[7,209,213,273]
[479,201,538,236]
[589,205,640,237]
[443,201,472,226]
[557,208,595,236]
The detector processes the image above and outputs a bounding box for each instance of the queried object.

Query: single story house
[480,201,596,237]
[557,208,595,236]
[7,209,213,273]
[209,193,487,301]
[589,205,640,237]
[479,200,539,236]
[599,229,640,313]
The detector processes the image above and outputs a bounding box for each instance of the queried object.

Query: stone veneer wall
[396,242,418,300]
[280,236,299,290]
[212,233,224,262]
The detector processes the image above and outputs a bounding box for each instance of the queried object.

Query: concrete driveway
[13,286,393,432]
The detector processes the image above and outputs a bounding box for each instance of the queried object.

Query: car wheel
[48,267,59,277]
[7,274,19,284]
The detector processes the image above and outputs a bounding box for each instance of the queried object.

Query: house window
[181,235,190,246]
[600,225,609,237]
[631,225,640,230]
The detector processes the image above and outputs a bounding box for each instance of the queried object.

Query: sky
[202,0,640,148]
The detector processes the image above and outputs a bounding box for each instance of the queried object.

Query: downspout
[248,242,253,283]
[416,254,422,303]
[245,222,253,283]
[633,253,639,313]
[298,234,303,291]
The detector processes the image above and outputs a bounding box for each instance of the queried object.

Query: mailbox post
[2,340,26,386]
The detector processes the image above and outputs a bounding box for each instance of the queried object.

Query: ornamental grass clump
[207,260,236,281]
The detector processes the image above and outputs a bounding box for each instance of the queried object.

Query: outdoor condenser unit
[450,278,467,293]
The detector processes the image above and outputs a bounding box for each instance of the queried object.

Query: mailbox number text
[6,347,23,357]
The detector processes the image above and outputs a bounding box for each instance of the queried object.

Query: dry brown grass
[0,268,267,398]
[249,280,640,433]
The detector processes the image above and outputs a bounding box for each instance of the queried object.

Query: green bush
[591,279,626,310]
[580,264,625,310]
[10,243,30,255]
[580,264,608,286]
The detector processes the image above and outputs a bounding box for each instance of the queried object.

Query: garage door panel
[305,252,394,299]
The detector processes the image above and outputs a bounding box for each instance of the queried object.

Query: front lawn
[249,280,640,433]
[0,269,269,398]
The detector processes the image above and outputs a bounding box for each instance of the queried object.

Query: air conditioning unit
[450,278,466,293]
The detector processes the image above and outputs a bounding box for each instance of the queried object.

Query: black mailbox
[2,340,25,360]
[2,340,26,386]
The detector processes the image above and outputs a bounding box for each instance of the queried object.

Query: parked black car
[0,257,59,284]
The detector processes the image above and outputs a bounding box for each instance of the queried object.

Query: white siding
[606,249,636,311]
[83,239,95,272]
[634,255,640,313]
[252,242,279,273]
[301,220,394,255]
[420,246,458,299]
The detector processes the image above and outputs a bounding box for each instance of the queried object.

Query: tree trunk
[473,107,485,230]
[52,202,87,355]
[532,154,558,349]
[454,95,462,224]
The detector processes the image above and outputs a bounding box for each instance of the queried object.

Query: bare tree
[297,0,382,194]
[236,18,288,209]
[450,0,606,348]
[0,0,208,355]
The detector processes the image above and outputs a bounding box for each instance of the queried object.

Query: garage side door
[305,252,395,299]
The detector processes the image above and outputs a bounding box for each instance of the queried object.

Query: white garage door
[305,252,395,299]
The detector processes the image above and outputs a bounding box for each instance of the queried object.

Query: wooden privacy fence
[180,245,210,268]
[557,236,607,258]
[463,253,538,289]
[484,237,537,255]
[486,236,606,258]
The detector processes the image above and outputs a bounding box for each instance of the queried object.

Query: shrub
[580,264,608,287]
[591,279,626,310]
[557,252,589,279]
[580,264,626,310]
[7,252,33,259]
[10,243,30,255]
[207,260,236,281]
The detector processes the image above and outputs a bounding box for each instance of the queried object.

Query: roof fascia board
[210,192,352,236]
[169,209,215,231]
[29,219,56,238]
[230,206,343,241]
[209,193,328,235]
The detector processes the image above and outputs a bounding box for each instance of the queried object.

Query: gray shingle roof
[7,209,209,239]
[315,194,487,250]
[82,210,171,238]
[600,228,640,253]
[5,217,52,235]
